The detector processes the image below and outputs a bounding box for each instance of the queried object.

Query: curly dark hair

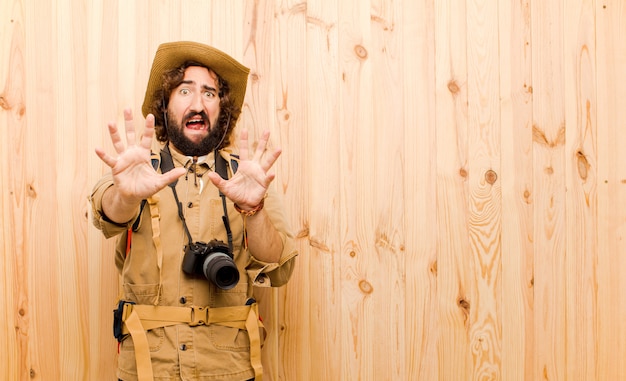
[146,60,241,149]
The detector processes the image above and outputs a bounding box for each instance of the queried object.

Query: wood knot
[459,168,468,178]
[354,44,368,59]
[296,226,309,238]
[447,80,460,94]
[430,260,438,275]
[458,298,470,311]
[359,280,373,294]
[576,150,589,180]
[0,95,9,110]
[485,170,498,185]
[458,297,470,323]
[26,184,37,198]
[309,237,330,252]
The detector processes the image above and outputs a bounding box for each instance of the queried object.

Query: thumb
[206,171,225,188]
[160,167,187,186]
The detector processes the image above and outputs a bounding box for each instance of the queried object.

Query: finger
[123,108,137,146]
[108,122,127,154]
[253,130,271,161]
[238,129,250,160]
[261,147,282,172]
[95,147,117,168]
[140,114,156,149]
[206,171,226,188]
[158,167,187,187]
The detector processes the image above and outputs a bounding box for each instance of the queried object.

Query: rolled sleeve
[89,174,138,238]
[246,236,297,287]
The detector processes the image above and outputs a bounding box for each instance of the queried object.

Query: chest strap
[119,302,265,381]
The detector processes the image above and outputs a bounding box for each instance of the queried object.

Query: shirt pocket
[123,283,161,305]
[208,282,250,350]
[120,327,165,353]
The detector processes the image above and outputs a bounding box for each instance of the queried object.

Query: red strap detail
[126,229,132,258]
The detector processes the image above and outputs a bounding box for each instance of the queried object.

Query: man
[90,41,297,381]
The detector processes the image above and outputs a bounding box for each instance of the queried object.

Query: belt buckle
[190,306,208,326]
[113,300,135,341]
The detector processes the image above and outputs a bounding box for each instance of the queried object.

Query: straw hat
[141,41,250,117]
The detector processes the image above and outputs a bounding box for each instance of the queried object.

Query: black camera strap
[160,144,234,252]
[214,148,234,254]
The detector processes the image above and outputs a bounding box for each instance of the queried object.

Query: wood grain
[466,0,503,379]
[595,2,626,380]
[563,1,598,380]
[498,0,535,380]
[402,0,439,380]
[435,0,472,380]
[1,1,625,380]
[531,1,568,379]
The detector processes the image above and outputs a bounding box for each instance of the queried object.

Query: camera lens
[202,252,240,290]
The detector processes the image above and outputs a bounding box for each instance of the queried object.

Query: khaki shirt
[90,145,297,381]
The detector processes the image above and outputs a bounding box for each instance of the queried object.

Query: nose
[189,91,203,112]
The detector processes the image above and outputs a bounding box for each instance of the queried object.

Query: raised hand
[95,109,186,222]
[207,129,281,210]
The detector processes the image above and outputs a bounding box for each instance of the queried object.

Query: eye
[204,90,217,99]
[179,88,190,95]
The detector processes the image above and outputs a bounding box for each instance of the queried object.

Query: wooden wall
[1,0,625,380]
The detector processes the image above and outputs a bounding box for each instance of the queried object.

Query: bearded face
[165,66,224,156]
[166,110,226,156]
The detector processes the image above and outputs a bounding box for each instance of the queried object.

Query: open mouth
[185,116,207,130]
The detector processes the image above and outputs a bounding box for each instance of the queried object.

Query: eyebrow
[179,80,217,93]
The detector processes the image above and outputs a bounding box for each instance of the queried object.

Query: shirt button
[187,202,193,208]
[180,344,187,351]
[179,296,187,304]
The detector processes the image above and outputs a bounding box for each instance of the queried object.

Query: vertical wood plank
[595,2,626,380]
[337,0,377,379]
[369,0,406,379]
[282,0,342,379]
[563,1,598,380]
[0,0,27,379]
[466,0,503,378]
[55,0,91,379]
[531,0,567,379]
[434,0,472,379]
[402,0,439,380]
[86,2,120,379]
[22,0,61,378]
[498,0,534,380]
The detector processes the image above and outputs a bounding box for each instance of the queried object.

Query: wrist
[234,195,266,217]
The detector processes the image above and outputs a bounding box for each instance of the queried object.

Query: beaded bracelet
[233,197,265,216]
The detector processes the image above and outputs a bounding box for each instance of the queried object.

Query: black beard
[166,112,224,156]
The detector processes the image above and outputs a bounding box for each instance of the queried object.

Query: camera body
[182,240,240,290]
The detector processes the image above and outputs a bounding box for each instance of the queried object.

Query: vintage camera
[182,240,240,290]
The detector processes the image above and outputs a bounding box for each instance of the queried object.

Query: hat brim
[142,41,250,117]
